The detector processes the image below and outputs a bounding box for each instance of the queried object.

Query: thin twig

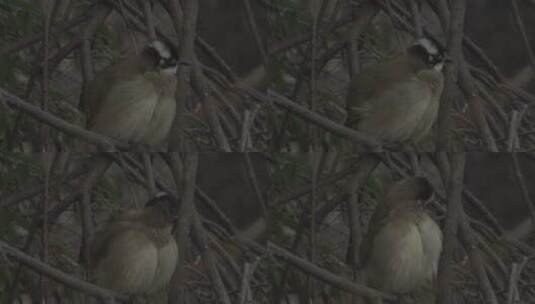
[0,13,87,57]
[244,153,268,221]
[507,106,527,151]
[0,88,125,150]
[405,0,422,36]
[142,153,157,196]
[79,157,112,266]
[345,154,380,304]
[346,1,379,79]
[167,153,197,303]
[0,160,89,208]
[511,0,535,75]
[39,150,54,302]
[507,262,521,304]
[142,0,157,41]
[459,211,500,304]
[242,0,268,67]
[167,0,200,151]
[435,0,465,151]
[309,2,320,149]
[239,110,255,151]
[273,163,358,207]
[437,152,466,304]
[0,240,127,301]
[239,263,253,304]
[80,5,111,84]
[40,0,54,152]
[237,85,382,150]
[192,208,232,304]
[511,153,535,227]
[38,3,55,300]
[265,242,393,302]
[4,190,81,304]
[267,15,353,55]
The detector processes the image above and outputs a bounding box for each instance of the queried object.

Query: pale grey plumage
[83,41,177,147]
[89,198,178,294]
[361,177,442,303]
[346,38,445,145]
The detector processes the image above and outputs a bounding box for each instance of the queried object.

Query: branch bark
[0,240,127,301]
[345,154,380,304]
[237,85,382,150]
[0,88,125,151]
[266,242,394,302]
[437,152,466,304]
[167,153,198,304]
[168,0,198,151]
[435,0,465,151]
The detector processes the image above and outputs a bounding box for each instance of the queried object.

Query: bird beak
[422,192,436,208]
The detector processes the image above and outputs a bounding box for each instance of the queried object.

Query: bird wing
[83,56,161,143]
[82,58,140,121]
[90,224,158,294]
[87,75,159,143]
[345,57,409,127]
[149,238,179,292]
[362,209,427,293]
[360,200,391,267]
[415,214,443,280]
[346,56,439,143]
[89,222,127,266]
[355,76,433,143]
[411,70,444,143]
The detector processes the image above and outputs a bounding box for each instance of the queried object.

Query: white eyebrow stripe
[434,62,444,72]
[150,41,171,59]
[416,38,439,55]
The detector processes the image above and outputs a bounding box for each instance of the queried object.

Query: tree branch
[0,88,125,151]
[0,240,127,301]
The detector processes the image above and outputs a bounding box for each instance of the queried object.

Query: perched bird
[82,40,178,148]
[360,177,442,302]
[89,193,178,295]
[346,38,445,146]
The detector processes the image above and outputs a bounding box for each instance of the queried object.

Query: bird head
[407,37,446,72]
[386,176,435,205]
[143,40,178,74]
[143,192,179,228]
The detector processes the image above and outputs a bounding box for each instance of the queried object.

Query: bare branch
[0,88,125,151]
[0,240,127,301]
[237,85,382,150]
[266,242,394,302]
[437,152,466,304]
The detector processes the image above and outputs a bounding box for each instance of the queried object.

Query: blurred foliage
[0,153,41,300]
[0,152,40,192]
[0,0,42,88]
[92,22,122,66]
[0,0,42,39]
[267,0,302,41]
[0,0,124,150]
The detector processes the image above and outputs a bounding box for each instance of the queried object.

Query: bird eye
[429,54,441,65]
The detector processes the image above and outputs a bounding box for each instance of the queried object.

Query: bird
[346,38,445,146]
[88,193,178,295]
[360,177,443,303]
[82,40,178,148]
